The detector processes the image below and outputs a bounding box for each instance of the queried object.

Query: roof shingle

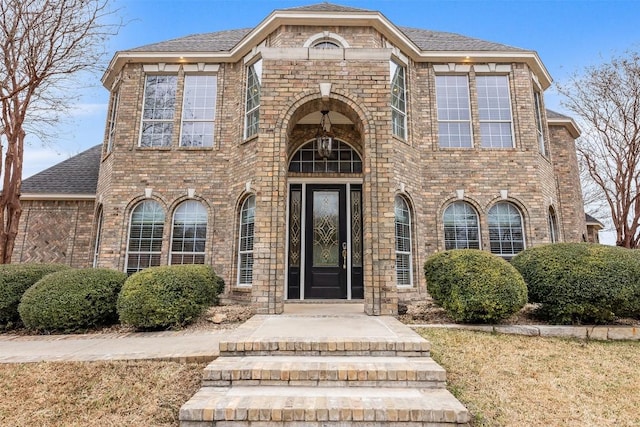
[21,145,101,195]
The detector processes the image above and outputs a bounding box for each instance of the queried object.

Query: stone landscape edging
[409,324,640,341]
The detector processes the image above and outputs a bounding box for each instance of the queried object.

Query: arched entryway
[284,102,365,301]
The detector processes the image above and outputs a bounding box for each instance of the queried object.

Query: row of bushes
[0,264,224,333]
[424,243,640,325]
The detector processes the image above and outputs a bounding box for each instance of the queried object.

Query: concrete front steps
[180,312,469,426]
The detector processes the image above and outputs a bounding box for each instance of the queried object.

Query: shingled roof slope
[546,109,572,120]
[281,2,372,12]
[21,144,101,195]
[125,7,527,54]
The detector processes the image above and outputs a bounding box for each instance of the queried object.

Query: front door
[286,183,363,300]
[305,185,347,299]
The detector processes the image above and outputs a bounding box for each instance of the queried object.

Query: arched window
[171,200,207,264]
[313,40,340,49]
[92,206,103,268]
[443,201,480,250]
[548,206,559,243]
[488,202,525,257]
[394,196,413,287]
[237,195,256,286]
[288,139,362,173]
[126,200,165,274]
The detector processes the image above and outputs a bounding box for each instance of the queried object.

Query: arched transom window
[443,201,480,250]
[127,200,165,274]
[288,140,362,173]
[488,202,525,257]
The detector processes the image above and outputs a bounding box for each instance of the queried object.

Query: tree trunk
[0,128,24,264]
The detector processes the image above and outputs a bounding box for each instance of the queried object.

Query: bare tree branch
[0,0,121,263]
[558,51,640,248]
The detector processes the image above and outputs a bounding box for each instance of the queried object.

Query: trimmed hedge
[18,268,127,332]
[511,243,640,324]
[117,265,223,330]
[0,263,70,327]
[424,249,528,323]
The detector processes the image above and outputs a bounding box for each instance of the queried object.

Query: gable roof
[547,109,581,138]
[21,144,101,199]
[104,3,551,89]
[585,213,605,229]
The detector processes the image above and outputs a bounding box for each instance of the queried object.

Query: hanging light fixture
[316,110,333,159]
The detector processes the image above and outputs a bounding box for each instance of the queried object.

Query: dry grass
[0,361,204,427]
[419,328,640,427]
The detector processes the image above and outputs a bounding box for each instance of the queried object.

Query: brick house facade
[15,3,587,315]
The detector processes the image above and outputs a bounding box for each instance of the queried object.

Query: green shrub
[0,263,70,327]
[18,268,127,332]
[117,265,222,330]
[424,249,528,323]
[511,243,640,324]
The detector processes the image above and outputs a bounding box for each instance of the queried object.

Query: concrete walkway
[0,303,637,364]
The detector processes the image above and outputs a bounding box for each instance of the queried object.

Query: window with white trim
[548,207,559,243]
[390,61,407,139]
[140,75,177,147]
[488,202,525,257]
[180,75,217,147]
[171,200,207,264]
[313,40,340,49]
[436,75,472,148]
[394,196,413,287]
[443,201,480,250]
[126,200,165,274]
[244,60,262,139]
[534,90,546,155]
[477,75,514,148]
[237,195,256,285]
[92,207,103,268]
[106,89,119,153]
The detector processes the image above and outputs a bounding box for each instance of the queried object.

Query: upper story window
[488,202,525,258]
[443,201,480,250]
[390,61,407,139]
[534,90,546,156]
[180,75,217,147]
[141,75,177,147]
[436,75,472,148]
[244,59,262,139]
[106,89,119,153]
[477,75,514,148]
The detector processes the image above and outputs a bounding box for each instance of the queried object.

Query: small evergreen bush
[117,265,223,330]
[424,249,528,323]
[512,243,640,324]
[0,263,70,327]
[18,268,127,332]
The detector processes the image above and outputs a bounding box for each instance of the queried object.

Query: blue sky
[23,0,640,179]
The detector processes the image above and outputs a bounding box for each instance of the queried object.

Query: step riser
[205,379,445,388]
[182,422,465,427]
[218,340,430,357]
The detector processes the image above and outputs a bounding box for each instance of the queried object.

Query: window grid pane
[181,75,217,147]
[436,75,472,148]
[394,196,413,287]
[171,200,207,265]
[244,64,261,138]
[443,201,480,250]
[534,91,546,155]
[391,64,407,139]
[288,140,362,174]
[477,76,513,148]
[237,196,256,285]
[140,75,177,147]
[127,201,165,274]
[488,202,525,257]
[106,91,119,153]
